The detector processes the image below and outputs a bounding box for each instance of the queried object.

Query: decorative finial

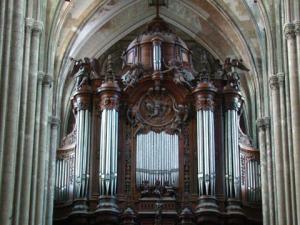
[105,54,115,82]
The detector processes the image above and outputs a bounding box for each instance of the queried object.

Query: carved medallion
[128,88,188,134]
[139,91,174,126]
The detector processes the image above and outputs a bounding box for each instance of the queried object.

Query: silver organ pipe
[136,131,179,187]
[74,108,91,199]
[247,160,261,202]
[153,40,162,71]
[55,151,75,202]
[225,110,241,199]
[196,109,216,196]
[99,109,119,196]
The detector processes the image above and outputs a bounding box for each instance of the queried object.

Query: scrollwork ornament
[284,23,296,40]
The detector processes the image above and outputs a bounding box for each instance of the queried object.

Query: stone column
[264,117,275,225]
[29,71,43,225]
[17,20,43,225]
[12,17,34,225]
[256,118,269,225]
[0,0,14,189]
[71,83,92,210]
[0,0,5,86]
[278,73,293,225]
[34,74,52,225]
[295,21,300,91]
[192,79,220,223]
[0,0,26,224]
[284,23,300,225]
[223,77,244,222]
[269,75,286,225]
[45,116,60,225]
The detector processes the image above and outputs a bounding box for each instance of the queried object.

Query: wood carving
[128,87,188,135]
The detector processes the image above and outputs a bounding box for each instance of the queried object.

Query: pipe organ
[53,16,262,225]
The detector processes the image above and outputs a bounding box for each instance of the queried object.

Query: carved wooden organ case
[54,17,262,225]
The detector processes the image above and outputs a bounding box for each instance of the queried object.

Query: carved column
[284,23,300,225]
[71,84,92,210]
[95,80,120,223]
[223,77,245,222]
[269,75,286,225]
[193,80,220,224]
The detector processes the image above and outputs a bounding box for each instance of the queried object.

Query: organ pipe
[223,85,243,199]
[136,131,179,187]
[193,80,217,196]
[99,109,119,195]
[98,80,120,196]
[225,109,240,198]
[247,160,261,202]
[74,105,91,199]
[152,38,162,71]
[55,153,74,202]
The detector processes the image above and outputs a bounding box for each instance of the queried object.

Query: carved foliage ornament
[195,96,215,111]
[72,94,92,111]
[98,81,121,111]
[128,88,188,134]
[99,93,120,111]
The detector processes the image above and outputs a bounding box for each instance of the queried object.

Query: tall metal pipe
[98,80,120,197]
[224,88,243,200]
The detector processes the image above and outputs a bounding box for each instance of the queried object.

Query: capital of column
[38,71,45,83]
[43,74,53,87]
[256,117,270,130]
[97,81,121,111]
[32,20,44,34]
[223,85,243,111]
[294,21,300,35]
[25,17,34,31]
[49,116,60,127]
[192,81,217,111]
[72,88,92,112]
[277,72,285,86]
[284,23,296,39]
[269,75,280,90]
